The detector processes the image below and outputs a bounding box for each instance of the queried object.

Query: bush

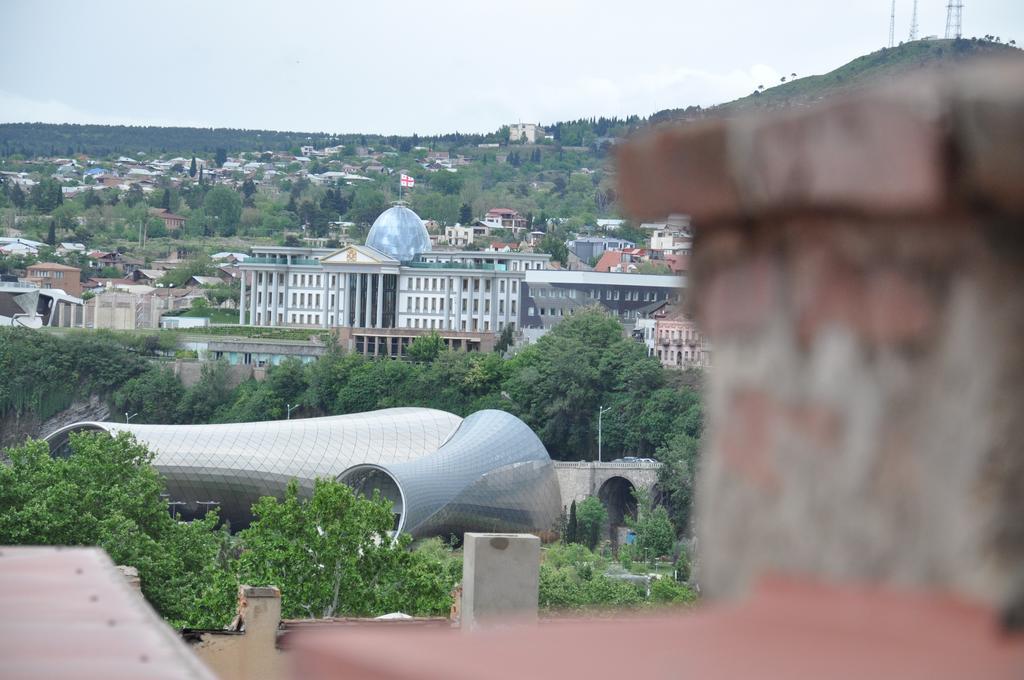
[649,577,697,605]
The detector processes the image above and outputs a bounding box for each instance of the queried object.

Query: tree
[241,178,257,206]
[30,178,63,212]
[0,433,234,628]
[46,220,56,246]
[125,183,145,207]
[234,479,455,618]
[82,189,102,209]
[160,188,171,210]
[494,324,514,354]
[203,186,243,235]
[575,496,608,551]
[537,233,568,266]
[627,487,675,563]
[347,187,387,226]
[189,156,197,177]
[459,202,473,224]
[407,332,445,363]
[566,500,578,544]
[8,182,26,209]
[113,366,186,424]
[215,148,228,168]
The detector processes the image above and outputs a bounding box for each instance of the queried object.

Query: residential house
[566,236,636,263]
[444,224,491,247]
[56,242,87,256]
[652,310,711,370]
[482,208,528,233]
[0,237,44,256]
[23,262,83,297]
[150,208,186,231]
[132,269,167,284]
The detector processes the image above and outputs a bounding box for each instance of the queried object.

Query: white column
[445,276,453,330]
[249,272,258,326]
[282,271,290,325]
[338,272,347,327]
[271,271,280,326]
[375,274,384,328]
[239,270,247,325]
[321,272,329,328]
[456,276,464,331]
[355,273,363,328]
[260,270,269,326]
[490,277,497,331]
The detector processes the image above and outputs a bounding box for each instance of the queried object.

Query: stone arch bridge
[554,461,662,532]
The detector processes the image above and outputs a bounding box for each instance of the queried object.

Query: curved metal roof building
[44,408,561,538]
[340,410,562,537]
[365,205,432,262]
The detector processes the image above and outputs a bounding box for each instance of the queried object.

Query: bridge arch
[598,476,638,528]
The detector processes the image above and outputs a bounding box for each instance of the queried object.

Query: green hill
[652,38,1022,123]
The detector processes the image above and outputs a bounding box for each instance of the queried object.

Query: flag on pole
[400,174,415,188]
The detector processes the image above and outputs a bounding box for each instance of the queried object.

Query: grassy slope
[654,39,1023,122]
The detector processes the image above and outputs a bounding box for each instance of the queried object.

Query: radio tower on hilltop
[908,0,919,41]
[945,1,964,39]
[889,0,896,47]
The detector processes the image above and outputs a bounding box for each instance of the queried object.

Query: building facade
[653,315,711,369]
[23,262,82,297]
[520,270,684,330]
[238,205,550,357]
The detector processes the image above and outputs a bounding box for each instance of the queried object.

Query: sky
[1,0,1022,135]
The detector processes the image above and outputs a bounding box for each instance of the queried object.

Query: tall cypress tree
[567,500,578,544]
[188,156,197,178]
[160,188,171,210]
[46,219,56,246]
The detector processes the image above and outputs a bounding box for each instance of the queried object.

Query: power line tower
[908,0,919,41]
[945,1,964,39]
[889,0,896,47]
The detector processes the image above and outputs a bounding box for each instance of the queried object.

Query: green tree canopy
[203,186,243,236]
[234,479,454,618]
[574,496,608,551]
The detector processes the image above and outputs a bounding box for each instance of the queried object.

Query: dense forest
[0,115,644,159]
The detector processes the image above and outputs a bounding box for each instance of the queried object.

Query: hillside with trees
[651,37,1023,123]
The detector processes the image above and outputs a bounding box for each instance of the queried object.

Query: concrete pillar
[461,533,539,631]
[239,270,247,325]
[616,61,1024,613]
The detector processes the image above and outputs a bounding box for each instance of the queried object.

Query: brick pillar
[618,62,1024,615]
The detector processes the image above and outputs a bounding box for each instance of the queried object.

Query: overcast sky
[1,1,1021,135]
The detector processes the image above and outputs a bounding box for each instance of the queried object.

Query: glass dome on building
[365,205,432,261]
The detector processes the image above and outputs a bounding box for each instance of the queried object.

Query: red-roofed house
[150,208,186,231]
[482,208,527,232]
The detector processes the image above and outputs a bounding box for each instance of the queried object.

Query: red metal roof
[290,577,1024,680]
[0,546,217,680]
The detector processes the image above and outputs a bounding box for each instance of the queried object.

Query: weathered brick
[616,119,740,223]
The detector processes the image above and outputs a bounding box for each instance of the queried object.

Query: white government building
[239,205,550,355]
[239,204,685,357]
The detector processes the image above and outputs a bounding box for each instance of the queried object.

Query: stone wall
[617,60,1024,617]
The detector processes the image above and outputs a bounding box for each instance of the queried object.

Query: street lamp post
[125,412,138,423]
[598,405,613,463]
[286,403,299,419]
